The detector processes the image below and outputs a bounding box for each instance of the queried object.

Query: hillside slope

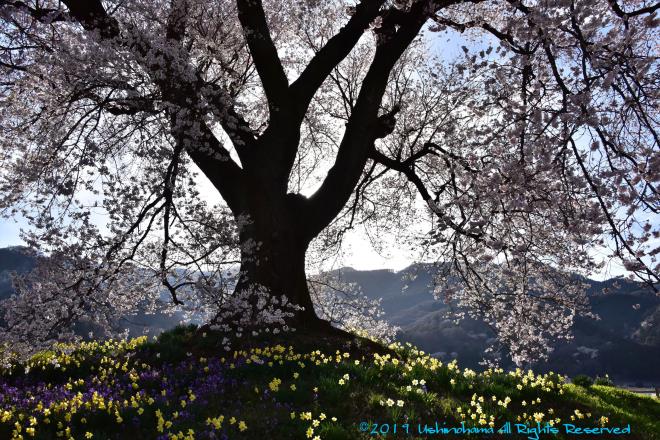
[0,326,658,439]
[333,265,660,383]
[1,247,659,383]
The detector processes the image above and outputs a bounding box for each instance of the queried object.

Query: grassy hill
[1,326,658,439]
[2,248,659,383]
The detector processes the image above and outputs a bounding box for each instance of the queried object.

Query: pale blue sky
[0,208,633,279]
[0,208,422,271]
[0,217,25,248]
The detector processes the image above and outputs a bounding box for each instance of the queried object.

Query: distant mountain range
[1,247,659,384]
[332,264,660,384]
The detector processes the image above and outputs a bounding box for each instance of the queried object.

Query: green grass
[564,384,660,438]
[0,325,658,439]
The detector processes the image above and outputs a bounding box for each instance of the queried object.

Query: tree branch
[60,0,120,39]
[369,148,482,241]
[0,1,69,23]
[235,0,289,112]
[289,0,387,118]
[60,0,248,211]
[304,0,441,237]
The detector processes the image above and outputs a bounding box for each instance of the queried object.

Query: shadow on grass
[566,384,660,439]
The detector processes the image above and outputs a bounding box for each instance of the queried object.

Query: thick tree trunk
[232,192,321,329]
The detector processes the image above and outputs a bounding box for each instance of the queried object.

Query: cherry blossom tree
[308,271,399,343]
[0,0,657,362]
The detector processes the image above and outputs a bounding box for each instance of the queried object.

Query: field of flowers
[0,325,658,439]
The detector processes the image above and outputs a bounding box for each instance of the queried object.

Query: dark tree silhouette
[0,0,657,361]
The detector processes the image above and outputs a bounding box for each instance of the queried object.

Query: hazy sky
[0,219,23,248]
[0,207,635,280]
[0,214,420,271]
